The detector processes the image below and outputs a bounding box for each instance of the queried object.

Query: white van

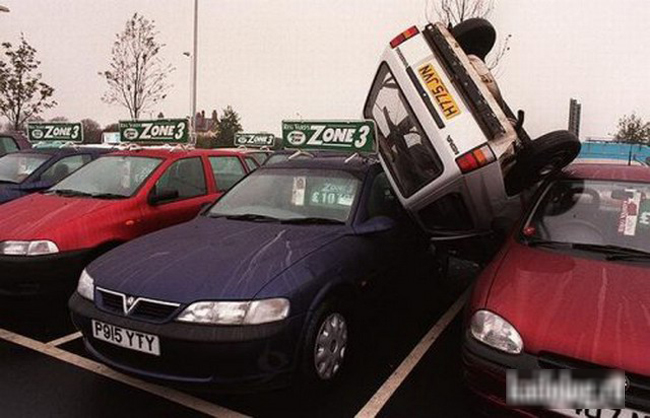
[363,19,580,253]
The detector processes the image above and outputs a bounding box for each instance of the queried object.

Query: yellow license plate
[417,63,461,120]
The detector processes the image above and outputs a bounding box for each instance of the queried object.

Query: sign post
[234,133,275,148]
[119,119,190,143]
[27,122,84,143]
[281,120,376,152]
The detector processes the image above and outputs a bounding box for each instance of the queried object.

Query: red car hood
[0,193,116,241]
[486,241,650,375]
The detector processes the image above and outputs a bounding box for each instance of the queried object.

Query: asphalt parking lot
[0,258,478,418]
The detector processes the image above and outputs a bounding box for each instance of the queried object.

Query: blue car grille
[96,287,180,323]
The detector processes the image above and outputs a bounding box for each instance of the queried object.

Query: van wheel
[300,299,350,387]
[450,18,497,60]
[505,130,581,195]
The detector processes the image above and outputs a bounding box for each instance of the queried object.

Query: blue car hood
[89,216,347,303]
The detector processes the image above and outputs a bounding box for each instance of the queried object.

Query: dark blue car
[69,154,428,390]
[0,147,109,204]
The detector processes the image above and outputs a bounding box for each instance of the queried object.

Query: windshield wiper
[224,214,281,222]
[527,240,650,261]
[525,239,573,249]
[48,189,93,197]
[571,243,650,261]
[281,217,345,225]
[90,193,128,199]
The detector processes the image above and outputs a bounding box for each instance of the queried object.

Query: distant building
[568,98,581,138]
[194,110,218,133]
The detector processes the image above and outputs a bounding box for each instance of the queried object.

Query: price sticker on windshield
[282,120,376,152]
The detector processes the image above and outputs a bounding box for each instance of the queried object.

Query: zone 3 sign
[119,119,189,143]
[281,120,376,152]
[27,122,83,142]
[234,133,275,147]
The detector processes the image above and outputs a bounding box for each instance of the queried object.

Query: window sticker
[617,189,642,236]
[309,182,356,208]
[292,176,306,206]
[637,199,650,231]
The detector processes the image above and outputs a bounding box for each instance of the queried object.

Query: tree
[0,36,57,130]
[613,113,650,144]
[81,118,103,144]
[99,13,174,120]
[214,106,243,147]
[427,0,511,70]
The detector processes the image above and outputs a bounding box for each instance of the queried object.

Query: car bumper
[0,249,91,296]
[462,331,650,416]
[69,293,305,391]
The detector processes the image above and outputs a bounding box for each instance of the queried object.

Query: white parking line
[355,289,470,418]
[46,331,82,347]
[0,328,250,418]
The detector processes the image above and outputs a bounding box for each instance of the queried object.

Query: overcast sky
[1,0,648,140]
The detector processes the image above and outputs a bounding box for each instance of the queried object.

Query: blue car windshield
[50,155,162,197]
[209,168,361,222]
[0,153,50,184]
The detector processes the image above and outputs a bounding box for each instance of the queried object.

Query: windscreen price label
[27,122,83,143]
[282,120,375,152]
[119,119,189,143]
[234,133,275,147]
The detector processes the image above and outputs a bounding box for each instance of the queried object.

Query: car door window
[39,154,91,183]
[244,157,259,172]
[154,157,207,201]
[364,63,443,198]
[366,172,402,220]
[0,137,19,154]
[208,156,246,191]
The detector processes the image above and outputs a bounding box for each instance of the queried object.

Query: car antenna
[288,150,314,160]
[344,153,361,164]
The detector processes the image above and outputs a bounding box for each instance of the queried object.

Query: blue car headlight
[76,269,94,301]
[0,240,59,256]
[176,298,290,325]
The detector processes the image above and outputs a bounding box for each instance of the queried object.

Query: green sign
[281,120,375,152]
[119,119,189,143]
[27,122,83,143]
[234,133,275,147]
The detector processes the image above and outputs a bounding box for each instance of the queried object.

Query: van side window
[363,63,443,198]
[208,156,246,191]
[417,193,474,232]
[0,137,19,154]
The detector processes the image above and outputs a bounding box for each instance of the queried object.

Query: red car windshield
[50,155,162,198]
[523,179,650,256]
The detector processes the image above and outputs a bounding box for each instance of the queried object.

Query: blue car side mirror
[354,216,396,235]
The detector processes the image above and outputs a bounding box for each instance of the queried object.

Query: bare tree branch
[99,13,175,120]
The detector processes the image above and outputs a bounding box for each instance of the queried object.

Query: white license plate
[552,408,650,418]
[92,320,160,356]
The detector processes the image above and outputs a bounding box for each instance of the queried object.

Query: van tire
[505,130,581,195]
[450,18,497,60]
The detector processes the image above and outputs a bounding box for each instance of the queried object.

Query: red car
[0,147,254,296]
[463,164,650,417]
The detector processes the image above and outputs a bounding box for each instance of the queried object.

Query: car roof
[258,153,380,175]
[8,147,110,156]
[219,148,272,154]
[106,147,247,160]
[562,163,650,183]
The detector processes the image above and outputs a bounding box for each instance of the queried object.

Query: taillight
[456,144,495,174]
[390,26,419,48]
